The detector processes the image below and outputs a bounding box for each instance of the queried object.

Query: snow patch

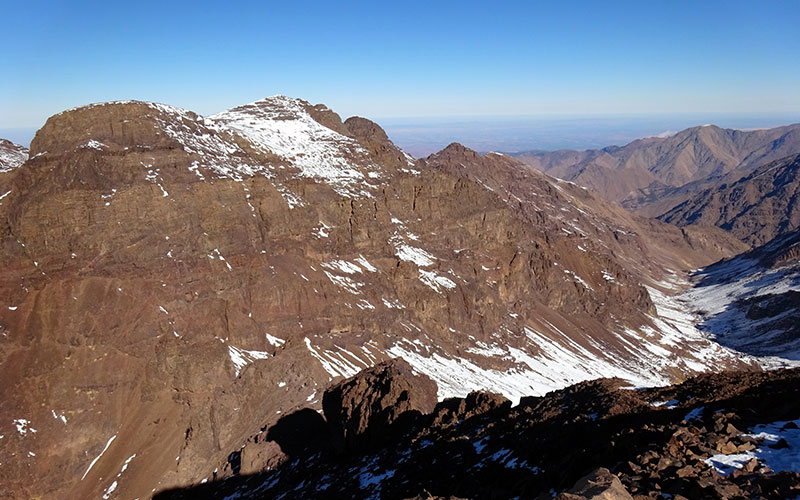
[228,345,270,376]
[706,417,800,475]
[81,434,117,480]
[211,96,382,197]
[265,333,285,347]
[395,244,436,267]
[304,337,366,379]
[418,269,456,293]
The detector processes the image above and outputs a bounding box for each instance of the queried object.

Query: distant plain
[377,112,800,157]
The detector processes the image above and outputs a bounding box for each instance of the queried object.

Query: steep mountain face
[659,154,800,246]
[425,144,748,278]
[155,361,800,500]
[514,124,800,217]
[673,229,800,361]
[0,97,760,500]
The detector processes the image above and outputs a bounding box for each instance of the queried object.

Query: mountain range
[0,97,798,499]
[659,154,800,246]
[513,124,800,219]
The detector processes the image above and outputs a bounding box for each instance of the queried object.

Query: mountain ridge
[659,153,800,246]
[513,123,800,218]
[0,138,28,173]
[0,97,788,500]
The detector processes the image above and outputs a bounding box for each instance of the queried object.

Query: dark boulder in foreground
[556,467,634,500]
[323,358,438,453]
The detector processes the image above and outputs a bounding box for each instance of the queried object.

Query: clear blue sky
[2,0,799,130]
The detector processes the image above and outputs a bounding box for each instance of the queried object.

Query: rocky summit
[0,96,797,500]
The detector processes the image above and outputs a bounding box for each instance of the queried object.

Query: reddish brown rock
[322,358,437,452]
[556,468,634,500]
[660,154,800,246]
[0,97,757,499]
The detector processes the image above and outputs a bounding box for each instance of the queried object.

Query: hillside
[659,154,800,246]
[673,229,800,361]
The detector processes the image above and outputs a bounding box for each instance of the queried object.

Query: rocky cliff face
[514,124,800,218]
[0,97,762,499]
[322,359,438,453]
[659,154,800,246]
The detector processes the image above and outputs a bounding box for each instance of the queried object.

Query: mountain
[155,359,800,500]
[0,138,28,172]
[659,154,800,246]
[514,124,800,217]
[673,229,800,361]
[0,96,774,499]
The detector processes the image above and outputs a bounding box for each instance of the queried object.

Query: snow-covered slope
[211,95,384,197]
[0,138,28,172]
[675,231,800,361]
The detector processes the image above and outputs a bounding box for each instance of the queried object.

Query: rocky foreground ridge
[156,359,800,500]
[0,96,785,499]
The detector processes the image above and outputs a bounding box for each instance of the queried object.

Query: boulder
[556,467,635,500]
[322,358,438,453]
[432,390,511,427]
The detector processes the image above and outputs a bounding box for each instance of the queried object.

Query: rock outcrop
[556,468,634,500]
[322,358,437,452]
[154,367,800,500]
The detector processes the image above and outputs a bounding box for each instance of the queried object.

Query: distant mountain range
[659,154,800,246]
[513,123,800,218]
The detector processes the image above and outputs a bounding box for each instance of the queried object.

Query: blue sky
[2,0,799,140]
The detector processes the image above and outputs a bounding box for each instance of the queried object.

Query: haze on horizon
[2,0,798,154]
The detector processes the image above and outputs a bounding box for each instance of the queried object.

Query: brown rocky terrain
[0,97,766,499]
[659,154,800,246]
[154,360,800,500]
[514,124,800,217]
